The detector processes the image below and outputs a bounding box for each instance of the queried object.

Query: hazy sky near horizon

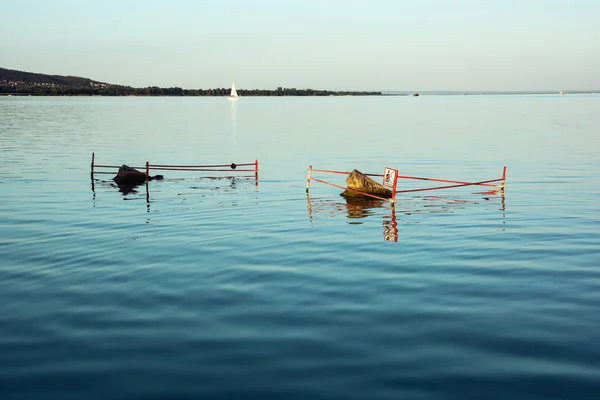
[1,0,598,91]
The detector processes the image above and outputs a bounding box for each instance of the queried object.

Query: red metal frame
[306,165,506,203]
[91,153,259,182]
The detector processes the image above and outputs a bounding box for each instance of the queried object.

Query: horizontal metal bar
[147,167,256,172]
[397,175,500,187]
[148,163,256,168]
[396,179,502,193]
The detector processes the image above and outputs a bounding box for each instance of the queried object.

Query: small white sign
[383,167,397,188]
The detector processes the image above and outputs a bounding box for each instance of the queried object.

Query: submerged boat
[228,82,239,101]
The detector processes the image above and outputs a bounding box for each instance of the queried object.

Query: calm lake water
[1,95,599,400]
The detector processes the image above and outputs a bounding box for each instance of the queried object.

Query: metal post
[91,152,95,178]
[391,172,398,204]
[255,159,259,186]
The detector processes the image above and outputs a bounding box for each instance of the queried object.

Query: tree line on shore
[1,67,383,96]
[0,84,382,97]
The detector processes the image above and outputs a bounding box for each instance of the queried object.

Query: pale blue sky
[1,0,598,91]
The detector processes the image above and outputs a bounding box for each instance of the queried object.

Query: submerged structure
[306,165,506,204]
[112,165,163,185]
[341,170,392,199]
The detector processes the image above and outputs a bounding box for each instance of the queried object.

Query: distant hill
[0,66,382,97]
[0,67,108,87]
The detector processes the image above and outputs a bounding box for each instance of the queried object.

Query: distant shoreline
[1,67,383,97]
[2,67,599,97]
[384,90,600,96]
[0,86,384,97]
[2,91,599,97]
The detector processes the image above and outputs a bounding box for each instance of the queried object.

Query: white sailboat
[228,82,239,101]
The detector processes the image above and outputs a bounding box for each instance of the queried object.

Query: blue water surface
[1,95,599,400]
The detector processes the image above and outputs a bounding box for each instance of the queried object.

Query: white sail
[229,82,238,98]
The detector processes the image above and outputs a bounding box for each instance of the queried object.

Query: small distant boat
[413,92,419,97]
[559,91,564,95]
[228,82,239,101]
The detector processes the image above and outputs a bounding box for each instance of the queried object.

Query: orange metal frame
[306,165,506,204]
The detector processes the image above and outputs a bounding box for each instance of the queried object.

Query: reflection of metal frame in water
[306,191,506,242]
[90,177,152,210]
[306,194,398,242]
[92,175,258,215]
[382,206,398,242]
